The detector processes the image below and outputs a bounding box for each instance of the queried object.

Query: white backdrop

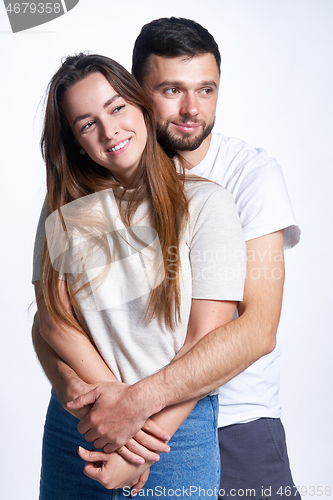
[1,0,332,498]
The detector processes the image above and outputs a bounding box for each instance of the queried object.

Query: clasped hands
[66,381,170,491]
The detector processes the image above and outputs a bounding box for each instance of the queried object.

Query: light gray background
[0,0,332,498]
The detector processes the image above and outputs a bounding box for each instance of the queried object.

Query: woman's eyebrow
[103,94,120,109]
[73,95,121,127]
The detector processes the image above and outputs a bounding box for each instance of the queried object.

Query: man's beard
[156,117,215,152]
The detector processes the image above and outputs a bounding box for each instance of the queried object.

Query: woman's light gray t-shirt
[32,180,246,384]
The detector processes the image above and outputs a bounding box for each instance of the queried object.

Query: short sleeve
[189,185,246,301]
[32,197,48,282]
[191,134,300,250]
[231,154,300,249]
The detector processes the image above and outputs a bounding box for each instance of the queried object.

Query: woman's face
[62,72,148,185]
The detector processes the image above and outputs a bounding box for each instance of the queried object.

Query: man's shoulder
[212,132,278,168]
[193,132,280,185]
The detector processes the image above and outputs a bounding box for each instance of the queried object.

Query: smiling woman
[32,53,246,499]
[62,73,148,186]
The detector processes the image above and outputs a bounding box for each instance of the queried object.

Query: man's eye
[201,88,213,95]
[165,88,179,95]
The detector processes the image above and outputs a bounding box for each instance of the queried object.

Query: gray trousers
[218,418,301,500]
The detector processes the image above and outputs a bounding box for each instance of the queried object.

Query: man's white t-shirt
[191,132,301,427]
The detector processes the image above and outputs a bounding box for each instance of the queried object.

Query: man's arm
[71,296,237,490]
[69,230,284,448]
[149,229,284,402]
[136,230,284,406]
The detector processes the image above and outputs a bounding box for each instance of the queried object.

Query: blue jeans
[39,391,220,499]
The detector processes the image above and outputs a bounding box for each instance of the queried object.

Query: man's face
[141,53,220,153]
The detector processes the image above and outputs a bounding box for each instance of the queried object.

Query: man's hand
[64,379,97,420]
[33,312,170,462]
[68,382,170,453]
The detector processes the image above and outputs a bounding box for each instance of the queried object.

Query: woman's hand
[78,446,151,491]
[130,468,151,497]
[105,422,170,464]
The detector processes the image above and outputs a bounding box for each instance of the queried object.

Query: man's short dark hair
[132,17,221,84]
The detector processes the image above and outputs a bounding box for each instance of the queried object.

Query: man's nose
[179,93,199,117]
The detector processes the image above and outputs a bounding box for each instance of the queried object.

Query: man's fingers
[99,439,122,453]
[131,468,150,496]
[142,418,170,441]
[80,426,130,452]
[66,404,92,421]
[90,435,112,450]
[130,430,170,454]
[67,388,99,410]
[77,410,109,440]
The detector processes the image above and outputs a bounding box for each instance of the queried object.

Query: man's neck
[177,134,212,169]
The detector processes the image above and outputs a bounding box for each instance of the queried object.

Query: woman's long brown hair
[40,53,189,331]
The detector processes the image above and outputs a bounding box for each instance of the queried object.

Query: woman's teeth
[108,139,129,152]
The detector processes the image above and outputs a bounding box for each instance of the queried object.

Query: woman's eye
[81,121,94,131]
[112,105,125,113]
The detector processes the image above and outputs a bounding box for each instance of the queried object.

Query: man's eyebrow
[153,80,218,90]
[72,94,120,127]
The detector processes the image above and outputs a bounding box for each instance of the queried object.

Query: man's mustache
[166,117,204,126]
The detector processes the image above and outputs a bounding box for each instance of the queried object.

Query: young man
[32,17,301,499]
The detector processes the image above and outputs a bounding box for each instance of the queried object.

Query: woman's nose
[100,120,119,141]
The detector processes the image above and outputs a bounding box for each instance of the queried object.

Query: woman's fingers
[131,468,151,496]
[78,446,105,465]
[78,446,114,488]
[113,444,146,464]
[133,429,171,454]
[142,418,170,442]
[78,446,148,490]
[103,426,171,459]
[112,440,161,464]
[79,446,107,483]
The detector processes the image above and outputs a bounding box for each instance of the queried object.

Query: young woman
[33,53,246,499]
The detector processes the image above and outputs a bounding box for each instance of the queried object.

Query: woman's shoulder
[184,176,241,238]
[185,175,234,207]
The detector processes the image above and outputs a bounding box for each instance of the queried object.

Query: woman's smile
[106,138,130,154]
[62,72,147,185]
